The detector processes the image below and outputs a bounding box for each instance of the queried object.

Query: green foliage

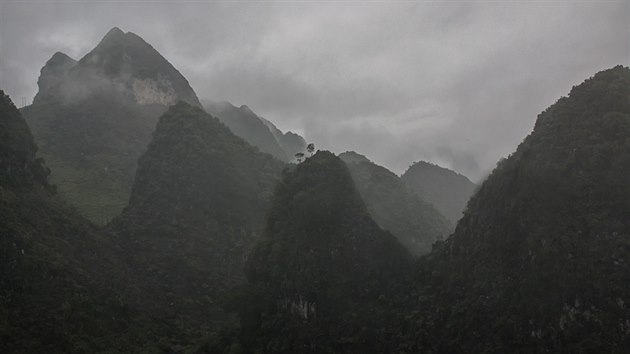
[340,151,452,256]
[204,101,289,161]
[109,102,285,346]
[231,151,414,353]
[410,65,630,352]
[5,56,630,353]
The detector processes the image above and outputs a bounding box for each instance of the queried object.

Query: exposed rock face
[34,52,77,102]
[109,102,285,341]
[35,27,200,108]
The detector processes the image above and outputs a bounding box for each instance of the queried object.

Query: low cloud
[0,1,627,181]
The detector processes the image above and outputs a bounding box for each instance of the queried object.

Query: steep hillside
[228,151,413,353]
[0,90,150,353]
[340,151,451,256]
[402,161,476,225]
[204,100,307,161]
[109,102,285,344]
[203,100,288,161]
[259,116,307,160]
[417,66,630,352]
[22,27,200,224]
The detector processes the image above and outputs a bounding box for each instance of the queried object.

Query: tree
[295,152,305,163]
[306,143,315,157]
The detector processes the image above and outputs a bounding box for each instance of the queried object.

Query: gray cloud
[0,1,627,181]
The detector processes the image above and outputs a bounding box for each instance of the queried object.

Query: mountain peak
[33,52,77,103]
[74,27,201,106]
[239,149,412,351]
[48,51,76,66]
[429,65,630,351]
[339,151,371,164]
[402,160,476,224]
[100,26,125,43]
[340,151,452,255]
[239,104,254,114]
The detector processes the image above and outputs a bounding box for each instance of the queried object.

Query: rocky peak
[34,52,77,103]
[73,27,201,106]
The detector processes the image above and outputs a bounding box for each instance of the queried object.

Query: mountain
[0,90,152,353]
[109,102,285,345]
[415,66,630,352]
[22,27,201,224]
[401,161,476,225]
[36,27,200,107]
[259,116,307,159]
[226,151,413,353]
[203,100,306,162]
[339,151,451,256]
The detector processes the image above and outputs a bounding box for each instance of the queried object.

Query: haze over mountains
[1,24,629,353]
[21,28,307,224]
[203,100,306,162]
[22,27,202,224]
[402,161,477,225]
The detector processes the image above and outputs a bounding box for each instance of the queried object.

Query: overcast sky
[0,1,628,181]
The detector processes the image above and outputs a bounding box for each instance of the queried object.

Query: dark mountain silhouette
[413,65,630,352]
[0,90,154,353]
[339,151,451,256]
[227,151,413,353]
[109,102,285,344]
[402,161,476,225]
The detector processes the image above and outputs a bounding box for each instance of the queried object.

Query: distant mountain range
[203,100,306,162]
[21,28,304,223]
[21,27,201,223]
[4,26,628,353]
[402,160,476,225]
[340,151,451,256]
[234,151,414,352]
[407,65,630,353]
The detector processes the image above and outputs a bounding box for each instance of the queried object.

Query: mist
[1,2,627,180]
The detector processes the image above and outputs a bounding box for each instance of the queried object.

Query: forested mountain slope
[22,27,201,223]
[227,151,413,353]
[109,102,285,344]
[413,65,630,353]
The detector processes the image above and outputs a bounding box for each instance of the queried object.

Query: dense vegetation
[109,102,286,346]
[0,90,158,353]
[402,160,476,225]
[218,151,413,353]
[408,65,630,352]
[340,151,451,256]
